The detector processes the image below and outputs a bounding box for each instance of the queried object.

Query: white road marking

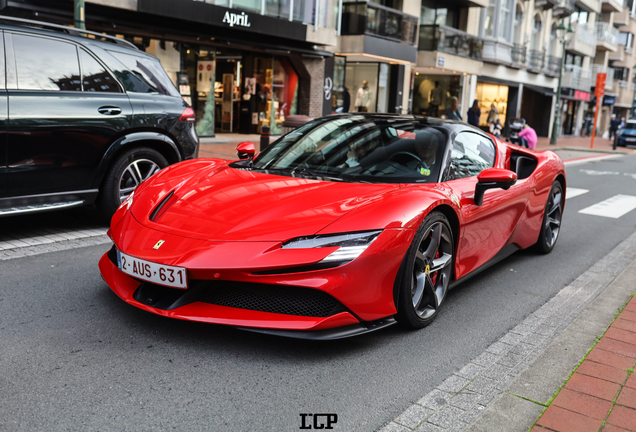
[566,188,589,200]
[578,194,636,219]
[563,154,623,166]
[625,173,636,180]
[579,169,620,176]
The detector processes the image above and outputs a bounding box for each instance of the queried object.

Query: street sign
[595,73,606,98]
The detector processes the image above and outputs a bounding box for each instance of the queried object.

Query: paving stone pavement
[378,231,636,432]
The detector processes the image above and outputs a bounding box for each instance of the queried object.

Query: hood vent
[149,190,176,222]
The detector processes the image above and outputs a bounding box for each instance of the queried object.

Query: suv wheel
[97,147,168,219]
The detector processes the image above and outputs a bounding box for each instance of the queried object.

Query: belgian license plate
[117,250,187,289]
[626,138,636,142]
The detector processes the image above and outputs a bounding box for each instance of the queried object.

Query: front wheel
[396,211,455,329]
[97,147,168,220]
[534,181,563,254]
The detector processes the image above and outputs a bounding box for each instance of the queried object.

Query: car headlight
[618,129,624,136]
[282,230,382,263]
[119,191,134,210]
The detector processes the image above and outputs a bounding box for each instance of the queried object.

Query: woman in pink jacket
[518,124,538,149]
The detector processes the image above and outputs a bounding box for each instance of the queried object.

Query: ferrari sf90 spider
[99,114,566,339]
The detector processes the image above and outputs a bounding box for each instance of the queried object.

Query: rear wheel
[535,181,563,254]
[396,211,454,329]
[97,147,168,220]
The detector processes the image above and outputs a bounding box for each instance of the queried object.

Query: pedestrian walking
[467,100,481,127]
[609,114,620,140]
[487,103,499,125]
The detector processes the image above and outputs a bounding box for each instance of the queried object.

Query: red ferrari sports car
[99,114,566,339]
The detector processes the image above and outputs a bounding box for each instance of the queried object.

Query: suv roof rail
[0,15,139,50]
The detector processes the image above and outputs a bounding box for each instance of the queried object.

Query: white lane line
[579,169,620,176]
[563,154,623,166]
[566,187,589,200]
[578,194,636,218]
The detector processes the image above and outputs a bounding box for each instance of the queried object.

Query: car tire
[396,211,455,329]
[97,147,168,220]
[534,180,563,254]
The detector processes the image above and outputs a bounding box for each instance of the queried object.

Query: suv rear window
[105,50,179,97]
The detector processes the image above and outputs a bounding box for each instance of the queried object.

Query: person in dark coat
[467,100,481,127]
[342,87,351,113]
[609,114,620,140]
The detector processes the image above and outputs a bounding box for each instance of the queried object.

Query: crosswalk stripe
[578,194,636,219]
[566,187,589,200]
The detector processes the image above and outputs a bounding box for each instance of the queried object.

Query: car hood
[131,162,400,242]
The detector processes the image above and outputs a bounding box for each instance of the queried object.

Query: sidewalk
[533,294,636,431]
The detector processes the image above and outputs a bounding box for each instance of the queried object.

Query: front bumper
[99,211,413,338]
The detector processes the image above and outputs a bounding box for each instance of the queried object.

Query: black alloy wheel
[535,180,563,254]
[396,211,454,329]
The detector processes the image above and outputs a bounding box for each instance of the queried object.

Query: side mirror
[474,168,517,206]
[236,141,256,160]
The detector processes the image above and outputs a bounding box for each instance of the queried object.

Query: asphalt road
[2,154,636,432]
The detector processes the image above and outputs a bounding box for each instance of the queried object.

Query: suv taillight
[179,107,196,122]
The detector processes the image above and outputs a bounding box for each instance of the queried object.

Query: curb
[378,232,636,432]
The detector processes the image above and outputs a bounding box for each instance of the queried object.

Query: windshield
[625,121,636,129]
[245,116,448,183]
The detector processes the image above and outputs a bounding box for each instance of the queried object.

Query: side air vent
[149,190,175,222]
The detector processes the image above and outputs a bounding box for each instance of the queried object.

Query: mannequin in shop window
[428,81,443,117]
[355,80,372,112]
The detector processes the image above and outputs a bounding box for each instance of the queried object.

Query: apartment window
[499,0,513,39]
[484,0,496,37]
[565,52,583,66]
[531,14,542,50]
[481,0,517,40]
[619,32,634,49]
[570,8,588,24]
[513,3,524,44]
[420,3,460,28]
[612,67,629,81]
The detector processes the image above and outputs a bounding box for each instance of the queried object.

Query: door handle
[98,106,122,115]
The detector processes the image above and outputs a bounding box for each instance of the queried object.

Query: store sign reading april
[222,11,251,27]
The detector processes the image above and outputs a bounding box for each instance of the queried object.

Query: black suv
[0,16,199,219]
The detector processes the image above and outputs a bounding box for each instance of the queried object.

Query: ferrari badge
[153,240,165,250]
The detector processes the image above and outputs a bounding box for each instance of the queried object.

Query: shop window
[233,0,262,13]
[474,82,508,126]
[266,0,291,19]
[345,63,379,113]
[447,132,495,180]
[13,34,81,91]
[413,74,462,118]
[79,49,121,93]
[270,58,299,134]
[332,56,347,113]
[293,0,315,23]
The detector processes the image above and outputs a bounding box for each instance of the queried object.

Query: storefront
[559,89,591,136]
[413,73,465,118]
[474,81,508,127]
[1,0,338,137]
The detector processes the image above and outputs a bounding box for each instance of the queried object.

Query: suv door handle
[98,106,122,115]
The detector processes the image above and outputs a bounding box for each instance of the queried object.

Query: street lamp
[550,19,574,145]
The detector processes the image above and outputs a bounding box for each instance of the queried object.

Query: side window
[13,34,80,91]
[79,49,121,93]
[103,50,180,97]
[447,132,496,180]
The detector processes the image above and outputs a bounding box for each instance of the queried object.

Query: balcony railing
[418,25,483,60]
[596,22,619,46]
[511,44,527,64]
[546,55,562,75]
[563,64,593,92]
[341,2,418,45]
[573,23,597,47]
[529,49,545,70]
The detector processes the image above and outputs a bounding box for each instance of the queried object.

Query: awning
[523,84,556,97]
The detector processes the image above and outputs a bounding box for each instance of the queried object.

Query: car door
[0,31,7,198]
[444,131,526,279]
[5,32,133,197]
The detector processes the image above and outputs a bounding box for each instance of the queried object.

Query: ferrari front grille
[198,282,347,318]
